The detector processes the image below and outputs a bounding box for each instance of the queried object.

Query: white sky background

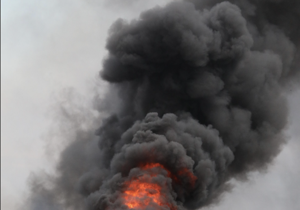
[1,0,300,210]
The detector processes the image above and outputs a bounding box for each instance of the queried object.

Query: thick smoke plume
[25,0,299,210]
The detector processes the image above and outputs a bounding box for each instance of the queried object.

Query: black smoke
[25,1,300,210]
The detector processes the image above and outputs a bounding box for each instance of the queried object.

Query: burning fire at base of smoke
[122,163,197,209]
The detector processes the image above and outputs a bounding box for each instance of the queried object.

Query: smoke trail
[24,1,299,210]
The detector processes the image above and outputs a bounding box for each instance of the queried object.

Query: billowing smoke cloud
[24,0,299,210]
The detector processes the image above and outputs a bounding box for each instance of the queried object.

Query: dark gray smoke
[25,1,300,210]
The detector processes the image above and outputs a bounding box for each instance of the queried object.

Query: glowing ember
[122,163,197,209]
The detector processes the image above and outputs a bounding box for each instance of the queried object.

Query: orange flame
[122,163,197,209]
[123,177,168,209]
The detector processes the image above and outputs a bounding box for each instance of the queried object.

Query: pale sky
[1,0,300,210]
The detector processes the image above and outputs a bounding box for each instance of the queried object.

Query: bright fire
[123,177,167,209]
[122,163,197,209]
